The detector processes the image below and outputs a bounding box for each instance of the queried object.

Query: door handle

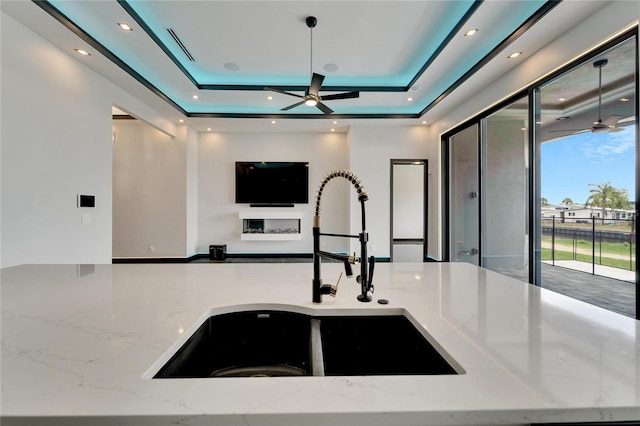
[458,248,478,255]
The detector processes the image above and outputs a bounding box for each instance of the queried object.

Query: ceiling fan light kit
[264,16,360,115]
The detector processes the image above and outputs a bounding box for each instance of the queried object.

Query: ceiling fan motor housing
[306,16,317,28]
[593,58,608,68]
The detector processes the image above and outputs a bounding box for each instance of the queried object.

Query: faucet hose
[314,170,368,226]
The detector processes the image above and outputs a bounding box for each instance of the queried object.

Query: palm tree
[562,198,573,205]
[584,182,629,223]
[541,197,549,206]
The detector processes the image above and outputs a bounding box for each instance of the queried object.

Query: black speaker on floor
[209,244,227,261]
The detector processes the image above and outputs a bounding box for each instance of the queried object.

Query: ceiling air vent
[167,28,195,62]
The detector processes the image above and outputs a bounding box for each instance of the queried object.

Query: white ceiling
[1,0,617,133]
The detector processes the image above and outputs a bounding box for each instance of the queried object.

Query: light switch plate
[82,214,91,224]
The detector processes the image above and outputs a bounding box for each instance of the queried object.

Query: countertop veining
[1,262,639,425]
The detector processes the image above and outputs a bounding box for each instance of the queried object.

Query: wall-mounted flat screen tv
[235,162,309,205]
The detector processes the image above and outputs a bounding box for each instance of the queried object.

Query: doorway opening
[390,159,428,262]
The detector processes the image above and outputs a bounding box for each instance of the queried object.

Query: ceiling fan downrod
[593,59,608,125]
[306,16,317,82]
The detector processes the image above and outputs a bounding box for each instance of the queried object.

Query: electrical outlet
[149,245,155,253]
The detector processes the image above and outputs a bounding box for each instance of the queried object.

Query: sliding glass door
[448,124,480,265]
[534,36,636,318]
[445,31,638,319]
[482,97,530,281]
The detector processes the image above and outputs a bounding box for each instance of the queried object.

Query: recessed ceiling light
[178,119,184,123]
[192,95,199,100]
[620,97,630,102]
[558,97,566,102]
[206,127,212,131]
[117,22,133,31]
[271,120,276,124]
[267,96,273,100]
[333,120,338,124]
[421,120,427,125]
[75,49,90,56]
[330,128,335,132]
[508,51,522,59]
[464,28,478,37]
[407,97,413,102]
[556,116,570,121]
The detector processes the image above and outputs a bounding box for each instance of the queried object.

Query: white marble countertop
[1,262,639,425]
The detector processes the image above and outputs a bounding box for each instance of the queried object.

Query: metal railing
[542,215,636,275]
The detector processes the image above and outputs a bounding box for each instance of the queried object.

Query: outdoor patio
[498,262,636,319]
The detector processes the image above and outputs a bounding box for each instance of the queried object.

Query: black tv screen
[235,162,309,205]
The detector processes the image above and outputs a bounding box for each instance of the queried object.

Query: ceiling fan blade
[316,102,333,115]
[549,128,589,133]
[265,87,304,99]
[321,91,360,101]
[308,73,325,97]
[602,115,622,126]
[280,100,307,111]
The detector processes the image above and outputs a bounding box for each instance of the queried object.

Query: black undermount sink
[155,311,312,378]
[319,315,457,376]
[154,309,460,378]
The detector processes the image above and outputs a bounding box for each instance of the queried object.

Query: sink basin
[154,310,312,378]
[152,307,461,378]
[320,315,457,376]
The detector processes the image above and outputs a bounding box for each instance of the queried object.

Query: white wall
[348,125,429,258]
[1,12,182,267]
[112,120,189,258]
[195,126,430,259]
[184,126,199,257]
[1,13,113,267]
[197,131,350,255]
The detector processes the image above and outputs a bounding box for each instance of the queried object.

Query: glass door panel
[483,97,530,282]
[535,37,637,318]
[449,124,480,265]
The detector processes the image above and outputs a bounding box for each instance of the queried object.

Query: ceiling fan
[264,16,359,114]
[551,59,624,135]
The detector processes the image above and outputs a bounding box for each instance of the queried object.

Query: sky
[541,127,635,205]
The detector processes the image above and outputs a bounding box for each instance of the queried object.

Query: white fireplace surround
[239,211,303,241]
